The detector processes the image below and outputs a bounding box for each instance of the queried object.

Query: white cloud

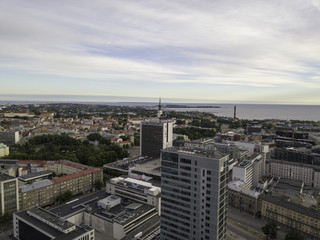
[1,0,320,101]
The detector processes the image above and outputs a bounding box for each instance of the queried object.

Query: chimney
[234,106,237,119]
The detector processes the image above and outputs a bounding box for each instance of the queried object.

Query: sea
[0,98,319,121]
[169,104,320,121]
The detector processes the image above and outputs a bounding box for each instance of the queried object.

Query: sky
[1,0,320,104]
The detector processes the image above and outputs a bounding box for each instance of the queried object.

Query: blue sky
[1,0,320,104]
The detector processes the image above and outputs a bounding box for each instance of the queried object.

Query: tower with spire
[157,97,163,118]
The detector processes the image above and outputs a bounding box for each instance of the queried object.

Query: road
[227,208,286,240]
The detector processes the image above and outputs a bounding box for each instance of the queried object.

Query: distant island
[164,105,221,108]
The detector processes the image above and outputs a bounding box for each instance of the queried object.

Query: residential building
[266,159,315,187]
[0,131,19,144]
[13,206,94,240]
[0,173,19,215]
[260,194,320,240]
[227,180,261,217]
[0,143,9,157]
[19,160,103,210]
[140,120,173,158]
[160,147,229,240]
[273,148,320,166]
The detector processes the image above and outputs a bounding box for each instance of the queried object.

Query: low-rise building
[228,180,261,217]
[13,206,94,240]
[50,190,160,240]
[0,143,9,157]
[106,176,161,213]
[260,194,320,240]
[19,160,103,210]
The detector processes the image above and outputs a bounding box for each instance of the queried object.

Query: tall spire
[157,97,163,118]
[159,97,162,110]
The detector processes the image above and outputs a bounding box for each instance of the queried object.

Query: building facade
[0,131,19,145]
[13,207,94,240]
[0,173,19,215]
[160,148,229,240]
[106,176,161,213]
[140,121,173,158]
[260,194,320,240]
[19,160,103,210]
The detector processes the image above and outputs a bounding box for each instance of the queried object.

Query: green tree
[87,133,102,141]
[57,190,73,203]
[261,222,278,240]
[285,229,304,240]
[94,180,103,190]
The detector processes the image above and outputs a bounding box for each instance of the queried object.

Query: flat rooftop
[19,170,53,181]
[16,207,91,239]
[260,194,320,220]
[50,190,156,226]
[165,147,227,159]
[272,178,303,196]
[0,172,15,181]
[130,158,161,177]
[228,180,261,198]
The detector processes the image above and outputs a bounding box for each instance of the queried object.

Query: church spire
[159,97,162,110]
[157,97,163,118]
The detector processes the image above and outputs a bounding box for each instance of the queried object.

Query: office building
[140,120,173,158]
[0,131,19,145]
[232,153,265,189]
[106,176,161,213]
[49,190,159,240]
[160,147,229,240]
[0,173,19,215]
[13,206,94,240]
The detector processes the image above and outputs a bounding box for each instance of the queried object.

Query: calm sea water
[170,104,320,121]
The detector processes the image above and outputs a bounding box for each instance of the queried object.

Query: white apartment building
[266,159,318,188]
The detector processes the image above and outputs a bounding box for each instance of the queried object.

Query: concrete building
[0,131,19,144]
[140,120,173,158]
[160,147,229,240]
[106,176,161,213]
[260,194,320,240]
[0,143,9,157]
[0,173,19,215]
[266,159,315,187]
[49,190,160,240]
[19,160,103,210]
[271,178,304,205]
[13,206,94,240]
[227,180,261,216]
[232,153,266,189]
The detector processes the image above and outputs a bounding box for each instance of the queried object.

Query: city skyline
[1,0,320,104]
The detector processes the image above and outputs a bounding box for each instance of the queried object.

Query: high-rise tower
[160,147,229,240]
[140,120,173,158]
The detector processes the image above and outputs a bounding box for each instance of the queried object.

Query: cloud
[1,0,320,101]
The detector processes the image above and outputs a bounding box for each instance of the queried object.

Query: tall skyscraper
[140,120,173,158]
[160,147,229,240]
